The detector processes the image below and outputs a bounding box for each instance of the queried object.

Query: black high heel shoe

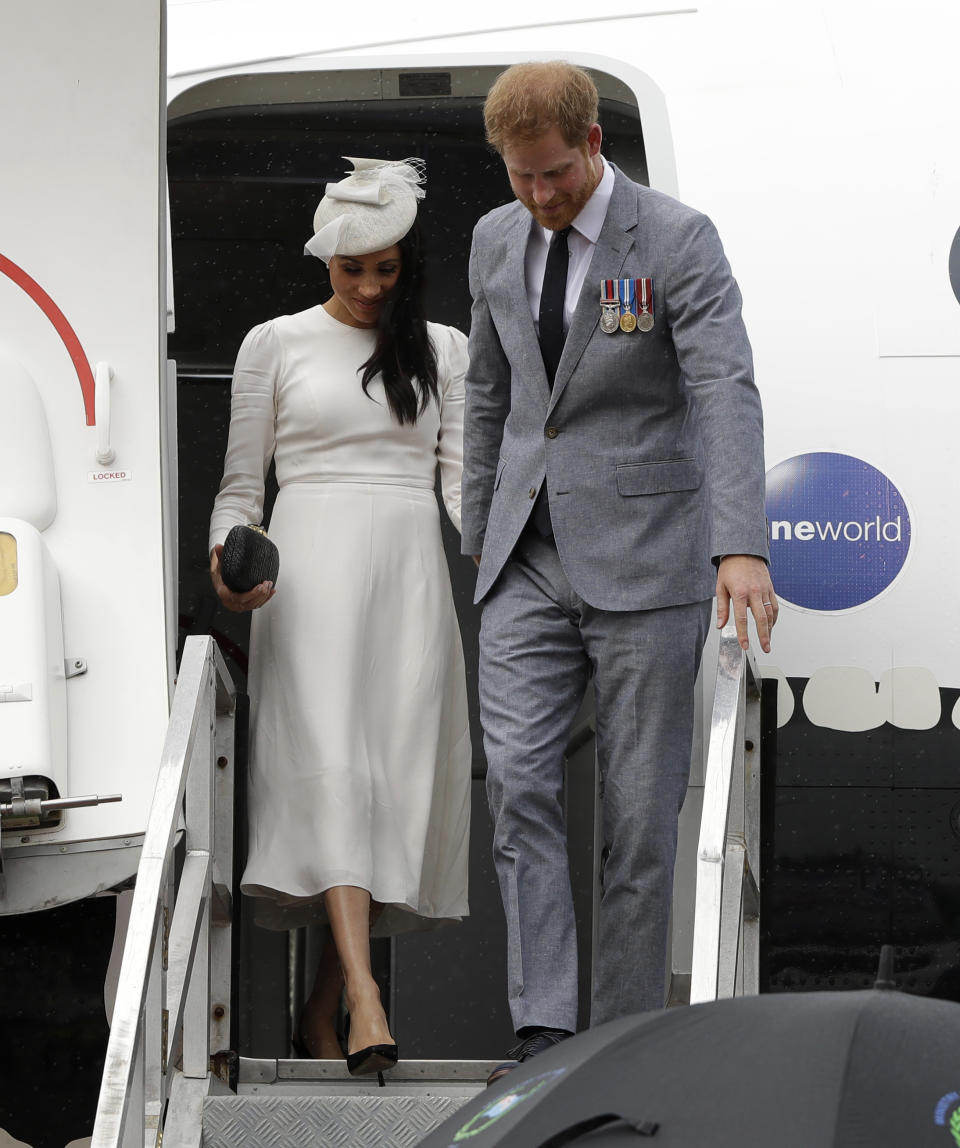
[346,1042,399,1076]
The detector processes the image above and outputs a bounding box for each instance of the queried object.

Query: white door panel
[0,0,168,910]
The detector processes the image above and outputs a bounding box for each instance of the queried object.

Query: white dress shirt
[525,156,615,336]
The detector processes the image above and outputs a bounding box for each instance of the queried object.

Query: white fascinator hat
[305,156,426,263]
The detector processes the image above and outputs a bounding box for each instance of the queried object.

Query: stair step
[238,1057,497,1095]
[203,1092,476,1148]
[200,1059,497,1147]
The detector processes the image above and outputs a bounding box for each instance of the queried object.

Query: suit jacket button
[546,426,559,439]
[528,487,537,498]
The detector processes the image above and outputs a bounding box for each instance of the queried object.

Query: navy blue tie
[538,226,571,387]
[532,227,571,537]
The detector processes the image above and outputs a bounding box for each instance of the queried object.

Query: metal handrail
[689,620,762,1004]
[91,635,236,1148]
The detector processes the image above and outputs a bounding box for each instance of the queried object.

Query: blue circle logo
[765,452,911,611]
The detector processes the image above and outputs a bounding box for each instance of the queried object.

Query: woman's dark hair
[359,224,439,425]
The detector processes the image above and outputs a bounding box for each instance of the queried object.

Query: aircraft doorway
[168,64,650,1060]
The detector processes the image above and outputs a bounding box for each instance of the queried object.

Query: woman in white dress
[208,158,471,1075]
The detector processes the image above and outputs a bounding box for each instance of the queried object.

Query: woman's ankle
[344,987,393,1050]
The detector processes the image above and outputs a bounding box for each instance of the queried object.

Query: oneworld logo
[765,452,911,611]
[771,517,905,544]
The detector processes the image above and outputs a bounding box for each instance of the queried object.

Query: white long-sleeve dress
[209,304,471,934]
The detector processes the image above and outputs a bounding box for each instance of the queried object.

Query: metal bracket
[65,658,88,678]
[211,882,233,927]
[0,775,44,829]
[211,1049,238,1089]
[0,786,122,830]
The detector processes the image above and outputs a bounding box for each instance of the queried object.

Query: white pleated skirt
[240,480,471,935]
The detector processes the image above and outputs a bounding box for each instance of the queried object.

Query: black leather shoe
[346,1042,399,1076]
[486,1029,572,1087]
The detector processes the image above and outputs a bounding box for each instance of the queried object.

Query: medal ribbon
[638,278,653,315]
[600,279,618,304]
[620,278,636,318]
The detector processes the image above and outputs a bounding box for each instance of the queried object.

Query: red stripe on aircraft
[0,252,95,425]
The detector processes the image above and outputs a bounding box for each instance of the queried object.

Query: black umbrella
[421,987,960,1146]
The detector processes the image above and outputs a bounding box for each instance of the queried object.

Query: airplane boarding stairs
[90,627,762,1148]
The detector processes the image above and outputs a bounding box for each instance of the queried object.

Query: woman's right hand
[210,544,276,612]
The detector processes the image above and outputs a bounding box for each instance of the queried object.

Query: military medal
[619,278,637,332]
[600,279,621,334]
[637,277,655,332]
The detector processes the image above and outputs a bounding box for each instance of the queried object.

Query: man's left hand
[716,555,778,653]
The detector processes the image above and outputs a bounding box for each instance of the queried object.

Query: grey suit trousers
[480,529,711,1033]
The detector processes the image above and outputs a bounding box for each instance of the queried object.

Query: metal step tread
[202,1091,476,1148]
[238,1056,498,1095]
[201,1057,497,1146]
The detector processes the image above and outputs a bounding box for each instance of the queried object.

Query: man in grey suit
[461,62,777,1081]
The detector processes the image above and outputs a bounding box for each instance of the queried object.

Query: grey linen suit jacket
[460,166,770,611]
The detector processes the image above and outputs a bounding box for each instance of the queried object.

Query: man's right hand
[210,544,276,613]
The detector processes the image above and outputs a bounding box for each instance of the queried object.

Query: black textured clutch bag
[220,524,279,593]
